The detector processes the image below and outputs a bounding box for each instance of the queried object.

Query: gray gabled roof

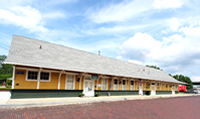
[5,35,183,84]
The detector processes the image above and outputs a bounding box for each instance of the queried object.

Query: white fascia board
[4,61,181,84]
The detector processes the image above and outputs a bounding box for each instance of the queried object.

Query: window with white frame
[40,72,50,81]
[162,83,164,87]
[27,70,50,81]
[101,78,107,90]
[130,80,134,90]
[66,75,75,89]
[146,82,150,89]
[27,71,38,80]
[122,80,126,90]
[114,79,118,90]
[157,83,160,86]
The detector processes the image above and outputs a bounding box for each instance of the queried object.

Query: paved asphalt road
[1,96,200,119]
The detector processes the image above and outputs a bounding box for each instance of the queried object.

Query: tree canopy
[146,65,163,71]
[0,55,7,63]
[146,65,193,90]
[173,74,193,90]
[0,55,13,81]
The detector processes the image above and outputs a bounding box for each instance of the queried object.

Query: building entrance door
[139,85,143,95]
[83,80,94,97]
[172,86,175,95]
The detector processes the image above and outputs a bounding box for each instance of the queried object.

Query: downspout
[37,68,42,89]
[11,65,16,89]
[58,70,64,90]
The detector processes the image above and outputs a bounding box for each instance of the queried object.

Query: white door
[114,79,118,90]
[130,81,134,90]
[172,86,175,95]
[83,80,94,97]
[139,85,143,95]
[151,85,156,95]
[122,80,126,90]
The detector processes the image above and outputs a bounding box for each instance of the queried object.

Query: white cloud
[0,1,66,33]
[88,0,187,23]
[42,11,66,19]
[82,24,151,36]
[191,76,200,82]
[118,25,200,74]
[153,0,184,9]
[0,0,32,9]
[44,0,77,6]
[161,16,200,34]
[180,26,200,39]
[0,32,11,55]
[119,32,161,62]
[169,17,180,31]
[0,6,48,33]
[88,0,153,23]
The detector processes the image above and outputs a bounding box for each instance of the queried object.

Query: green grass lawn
[178,92,185,94]
[0,88,11,89]
[0,86,11,89]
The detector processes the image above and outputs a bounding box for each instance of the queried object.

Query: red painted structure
[179,85,186,91]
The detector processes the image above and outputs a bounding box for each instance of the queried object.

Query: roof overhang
[4,61,183,84]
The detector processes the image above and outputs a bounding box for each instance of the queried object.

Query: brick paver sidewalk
[1,96,200,119]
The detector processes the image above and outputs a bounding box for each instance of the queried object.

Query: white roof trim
[5,61,184,84]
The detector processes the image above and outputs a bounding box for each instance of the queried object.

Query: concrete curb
[0,94,199,107]
[0,98,126,107]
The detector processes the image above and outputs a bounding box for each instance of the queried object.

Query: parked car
[185,89,198,94]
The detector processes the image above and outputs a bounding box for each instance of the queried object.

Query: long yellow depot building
[5,35,184,98]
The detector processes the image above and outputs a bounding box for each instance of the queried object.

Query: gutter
[4,61,183,84]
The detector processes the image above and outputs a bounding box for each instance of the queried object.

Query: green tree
[0,55,7,63]
[146,65,163,71]
[146,65,192,90]
[0,55,13,82]
[173,74,193,90]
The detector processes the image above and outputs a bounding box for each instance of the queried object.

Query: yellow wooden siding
[156,83,160,91]
[60,74,66,90]
[81,76,84,90]
[39,73,58,89]
[14,70,37,89]
[107,78,110,90]
[74,75,79,90]
[143,82,145,90]
[145,82,150,91]
[127,80,129,90]
[14,68,178,92]
[134,81,137,90]
[94,80,97,90]
[112,79,114,90]
[161,83,165,91]
[137,81,139,90]
[156,83,158,90]
[175,85,178,91]
[119,80,122,90]
[166,84,169,91]
[169,84,172,91]
[151,86,155,91]
[118,80,120,90]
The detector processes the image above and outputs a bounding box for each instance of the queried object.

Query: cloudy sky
[0,0,200,81]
